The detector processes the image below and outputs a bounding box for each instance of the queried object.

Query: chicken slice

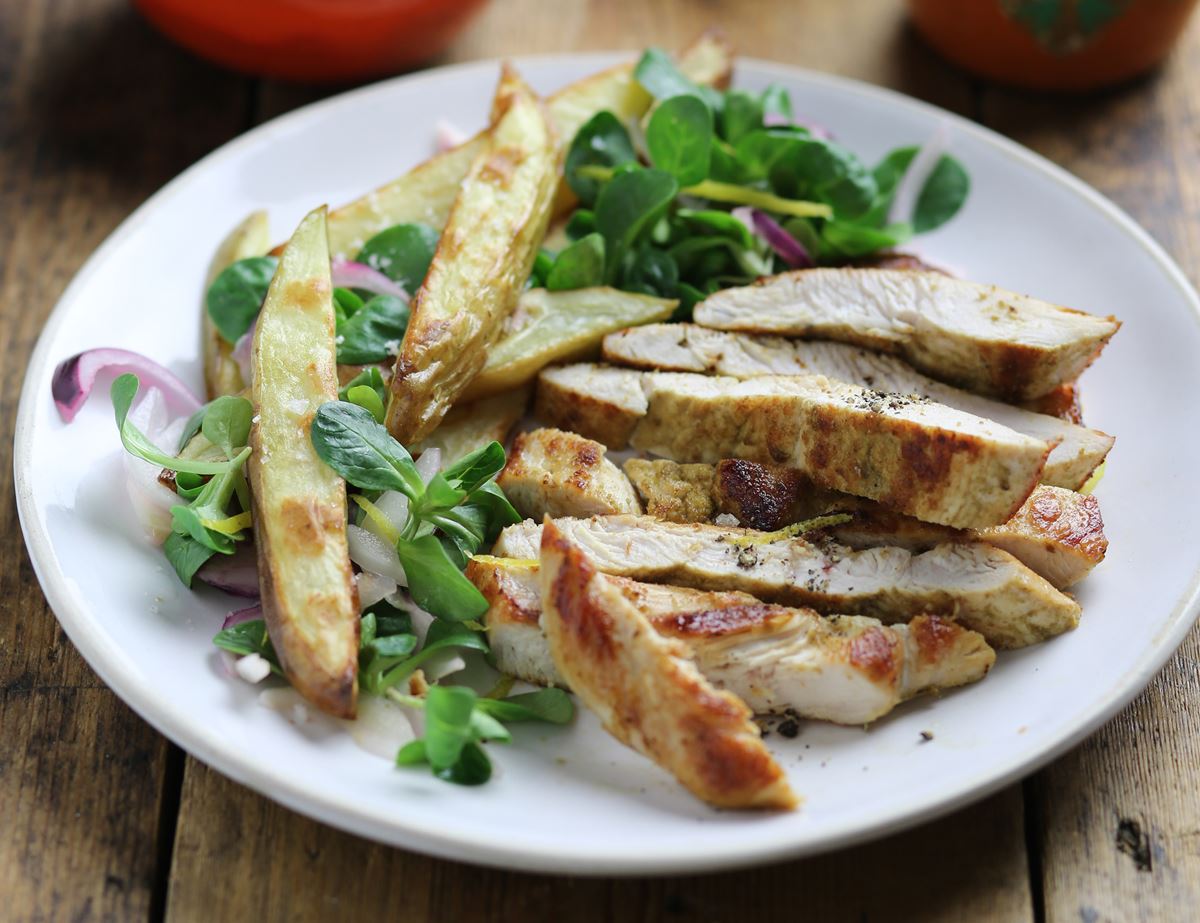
[496,515,1080,649]
[539,519,799,810]
[498,427,641,519]
[693,269,1120,400]
[626,459,1106,589]
[538,364,1054,529]
[603,324,1112,489]
[975,486,1108,590]
[468,555,995,725]
[535,363,647,450]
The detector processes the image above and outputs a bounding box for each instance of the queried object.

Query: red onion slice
[734,206,813,269]
[231,319,255,386]
[197,542,260,597]
[52,348,202,423]
[222,603,262,629]
[331,259,409,300]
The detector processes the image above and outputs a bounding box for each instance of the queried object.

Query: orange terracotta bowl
[908,0,1199,91]
[134,0,490,84]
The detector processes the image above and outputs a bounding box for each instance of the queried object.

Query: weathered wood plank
[167,759,1031,923]
[980,16,1200,923]
[0,1,251,919]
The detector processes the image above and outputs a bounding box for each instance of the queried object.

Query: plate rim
[15,51,1200,876]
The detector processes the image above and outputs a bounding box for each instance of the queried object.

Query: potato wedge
[204,211,270,399]
[385,67,559,443]
[460,288,676,402]
[308,33,734,260]
[409,385,531,460]
[249,205,358,719]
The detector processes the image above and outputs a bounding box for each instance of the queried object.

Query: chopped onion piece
[122,388,185,544]
[347,524,408,585]
[222,603,263,629]
[231,319,255,386]
[373,490,411,529]
[733,206,813,269]
[889,123,950,227]
[197,542,259,597]
[415,447,442,484]
[52,347,202,423]
[357,570,398,610]
[235,652,272,684]
[331,259,409,300]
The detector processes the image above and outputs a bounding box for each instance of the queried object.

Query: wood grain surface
[3,1,1198,920]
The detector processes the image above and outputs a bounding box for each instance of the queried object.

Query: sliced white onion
[347,524,407,585]
[386,591,435,643]
[348,695,418,758]
[122,387,184,544]
[415,447,442,483]
[889,123,950,227]
[422,652,467,684]
[356,570,398,610]
[370,490,411,537]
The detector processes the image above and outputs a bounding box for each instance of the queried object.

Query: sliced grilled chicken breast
[603,324,1112,489]
[975,486,1108,590]
[496,516,1080,648]
[539,520,798,810]
[498,427,641,519]
[538,364,1053,529]
[625,459,1106,589]
[535,363,647,450]
[468,556,995,725]
[693,269,1120,400]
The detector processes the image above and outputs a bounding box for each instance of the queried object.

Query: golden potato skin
[385,67,560,444]
[249,206,359,719]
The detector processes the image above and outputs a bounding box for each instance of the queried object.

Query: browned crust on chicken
[976,486,1107,589]
[539,520,798,810]
[1021,383,1084,423]
[628,458,1106,589]
[474,556,995,723]
[624,458,717,523]
[498,428,641,519]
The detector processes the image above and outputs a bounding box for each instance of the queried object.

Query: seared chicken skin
[469,555,995,724]
[693,269,1120,401]
[537,365,1053,529]
[625,458,1107,589]
[603,324,1112,489]
[498,427,641,519]
[539,519,799,810]
[496,516,1080,648]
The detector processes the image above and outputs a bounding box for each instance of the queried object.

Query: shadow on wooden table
[166,761,1031,921]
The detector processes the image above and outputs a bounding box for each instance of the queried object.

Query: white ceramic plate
[16,54,1200,875]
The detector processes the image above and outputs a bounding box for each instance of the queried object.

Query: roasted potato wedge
[385,67,559,443]
[460,288,676,402]
[249,206,359,719]
[204,211,270,399]
[304,33,734,260]
[409,385,531,460]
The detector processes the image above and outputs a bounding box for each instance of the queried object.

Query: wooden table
[4,1,1198,919]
